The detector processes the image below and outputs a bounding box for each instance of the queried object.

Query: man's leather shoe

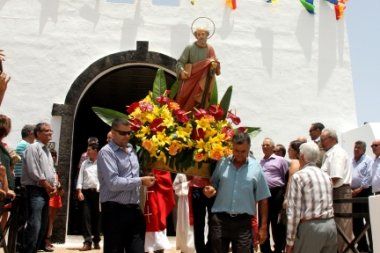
[43,245,54,252]
[79,243,92,251]
[93,243,100,250]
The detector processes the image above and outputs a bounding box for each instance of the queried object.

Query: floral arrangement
[93,69,260,175]
[126,91,244,171]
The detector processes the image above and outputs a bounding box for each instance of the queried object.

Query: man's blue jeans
[23,186,49,253]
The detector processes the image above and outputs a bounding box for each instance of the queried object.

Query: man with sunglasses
[371,140,380,195]
[97,118,156,253]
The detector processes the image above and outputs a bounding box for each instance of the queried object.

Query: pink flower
[222,126,235,140]
[139,101,153,112]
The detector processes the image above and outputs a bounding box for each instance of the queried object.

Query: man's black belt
[217,212,252,219]
[82,188,98,192]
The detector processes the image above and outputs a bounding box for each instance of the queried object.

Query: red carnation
[227,111,241,125]
[126,102,140,114]
[149,118,165,134]
[156,95,170,105]
[191,128,206,140]
[208,105,224,120]
[237,127,247,133]
[129,118,142,131]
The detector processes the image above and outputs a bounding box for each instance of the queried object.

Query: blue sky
[346,0,380,125]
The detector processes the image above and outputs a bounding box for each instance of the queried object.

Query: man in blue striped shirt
[97,118,155,253]
[204,132,271,253]
[14,124,35,187]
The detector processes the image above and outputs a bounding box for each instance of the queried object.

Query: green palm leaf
[169,80,180,99]
[219,86,233,119]
[152,68,167,100]
[209,82,218,105]
[246,127,261,138]
[92,107,128,126]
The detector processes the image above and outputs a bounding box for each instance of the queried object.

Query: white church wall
[0,0,357,156]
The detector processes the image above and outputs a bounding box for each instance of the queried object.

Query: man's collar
[228,155,250,166]
[263,153,276,160]
[36,140,47,148]
[354,154,365,163]
[325,143,338,155]
[300,162,317,170]
[109,140,132,152]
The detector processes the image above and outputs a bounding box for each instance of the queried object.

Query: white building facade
[0,0,357,240]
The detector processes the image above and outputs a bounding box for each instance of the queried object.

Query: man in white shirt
[320,128,352,253]
[371,139,380,195]
[76,143,101,251]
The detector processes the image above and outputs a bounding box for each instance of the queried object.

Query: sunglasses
[372,144,380,148]
[113,129,133,136]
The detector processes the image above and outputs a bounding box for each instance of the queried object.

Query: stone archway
[51,41,177,242]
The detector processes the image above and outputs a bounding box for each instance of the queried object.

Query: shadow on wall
[296,10,315,62]
[107,0,179,5]
[0,0,10,10]
[256,27,274,76]
[79,1,100,29]
[152,0,180,6]
[170,24,190,58]
[337,20,345,67]
[318,0,338,93]
[39,0,59,34]
[120,0,142,50]
[219,5,234,39]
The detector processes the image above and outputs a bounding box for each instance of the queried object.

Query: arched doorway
[52,42,177,242]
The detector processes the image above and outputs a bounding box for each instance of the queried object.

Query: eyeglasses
[113,129,133,136]
[372,144,380,148]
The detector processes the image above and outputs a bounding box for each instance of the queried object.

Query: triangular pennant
[300,0,315,14]
[226,0,237,10]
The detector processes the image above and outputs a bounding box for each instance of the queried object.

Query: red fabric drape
[144,169,175,232]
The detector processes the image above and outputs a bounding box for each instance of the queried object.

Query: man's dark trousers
[261,186,286,253]
[210,212,253,253]
[353,187,372,252]
[191,187,214,253]
[80,189,100,245]
[22,186,49,253]
[101,201,145,253]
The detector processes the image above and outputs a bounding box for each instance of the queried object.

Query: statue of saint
[175,27,221,111]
